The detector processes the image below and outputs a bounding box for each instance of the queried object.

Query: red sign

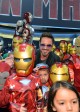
[0,0,80,29]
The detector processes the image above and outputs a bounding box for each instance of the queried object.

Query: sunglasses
[40,44,52,48]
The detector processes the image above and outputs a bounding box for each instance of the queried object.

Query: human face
[38,69,49,84]
[52,87,79,112]
[40,37,53,57]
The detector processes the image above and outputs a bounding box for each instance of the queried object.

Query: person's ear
[52,106,57,111]
[51,103,57,111]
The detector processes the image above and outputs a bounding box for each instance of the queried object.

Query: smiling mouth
[42,49,49,51]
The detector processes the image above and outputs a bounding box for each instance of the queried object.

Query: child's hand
[5,57,14,67]
[33,67,40,73]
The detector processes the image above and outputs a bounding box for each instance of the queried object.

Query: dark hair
[40,32,54,44]
[47,81,80,112]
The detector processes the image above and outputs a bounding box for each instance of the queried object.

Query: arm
[19,90,36,112]
[0,61,11,72]
[0,56,14,72]
[0,87,10,107]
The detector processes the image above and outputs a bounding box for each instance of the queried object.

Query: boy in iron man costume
[69,37,80,93]
[34,63,52,112]
[59,40,70,61]
[0,43,41,112]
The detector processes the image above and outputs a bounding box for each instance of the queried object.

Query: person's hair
[47,81,80,112]
[38,67,50,74]
[39,32,54,44]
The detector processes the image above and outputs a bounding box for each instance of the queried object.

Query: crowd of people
[0,12,80,112]
[0,31,79,112]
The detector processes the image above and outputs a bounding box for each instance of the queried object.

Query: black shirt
[34,49,60,68]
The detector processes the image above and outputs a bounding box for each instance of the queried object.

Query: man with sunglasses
[34,32,60,67]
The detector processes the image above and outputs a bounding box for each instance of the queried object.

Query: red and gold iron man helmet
[75,36,80,56]
[50,62,70,83]
[12,35,23,49]
[13,43,35,76]
[54,48,63,61]
[23,12,33,24]
[59,40,67,53]
[52,44,56,52]
[69,45,76,55]
[67,42,72,53]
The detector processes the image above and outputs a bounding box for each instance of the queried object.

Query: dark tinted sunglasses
[40,44,52,48]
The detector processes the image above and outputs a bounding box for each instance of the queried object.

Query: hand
[5,57,14,67]
[20,103,27,112]
[33,67,40,73]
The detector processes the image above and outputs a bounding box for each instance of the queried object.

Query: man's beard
[43,53,48,57]
[41,51,49,57]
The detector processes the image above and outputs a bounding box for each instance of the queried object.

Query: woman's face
[52,87,79,112]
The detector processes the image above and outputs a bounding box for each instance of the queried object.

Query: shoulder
[0,61,11,72]
[49,51,58,57]
[35,49,40,58]
[49,51,60,61]
[36,49,40,53]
